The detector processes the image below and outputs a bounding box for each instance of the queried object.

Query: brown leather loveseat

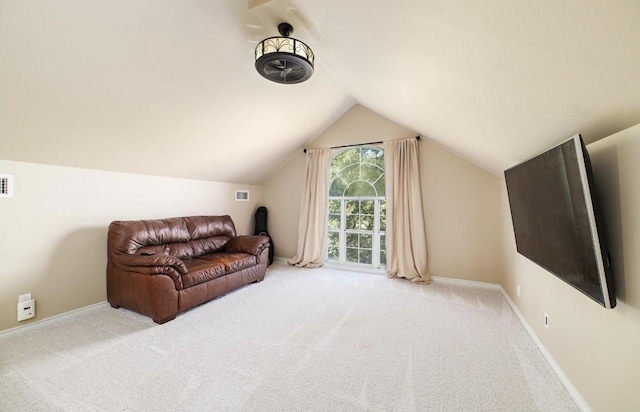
[107,215,270,324]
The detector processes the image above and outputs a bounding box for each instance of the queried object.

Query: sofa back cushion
[108,215,237,260]
[189,237,230,256]
[184,216,236,239]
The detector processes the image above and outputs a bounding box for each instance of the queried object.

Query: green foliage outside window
[330,148,384,197]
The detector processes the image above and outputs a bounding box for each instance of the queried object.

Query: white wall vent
[235,190,249,201]
[0,174,14,198]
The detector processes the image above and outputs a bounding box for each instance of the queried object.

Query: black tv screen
[504,135,616,308]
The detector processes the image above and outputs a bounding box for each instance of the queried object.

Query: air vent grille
[235,190,249,201]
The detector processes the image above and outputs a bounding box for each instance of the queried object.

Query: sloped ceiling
[1,0,638,183]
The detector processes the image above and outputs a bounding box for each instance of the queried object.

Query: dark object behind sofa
[107,215,269,323]
[254,206,274,265]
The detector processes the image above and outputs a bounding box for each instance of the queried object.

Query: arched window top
[329,147,384,197]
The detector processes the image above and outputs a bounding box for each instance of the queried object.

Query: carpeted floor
[0,263,578,411]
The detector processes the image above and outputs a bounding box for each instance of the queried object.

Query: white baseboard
[415,275,590,412]
[323,261,387,275]
[499,287,590,412]
[273,256,288,263]
[431,275,501,290]
[0,301,108,340]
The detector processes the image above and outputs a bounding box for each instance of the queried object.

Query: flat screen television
[504,134,616,308]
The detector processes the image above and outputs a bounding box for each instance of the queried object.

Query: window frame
[326,146,386,271]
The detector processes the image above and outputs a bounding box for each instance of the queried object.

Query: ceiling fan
[255,22,314,84]
[231,0,321,83]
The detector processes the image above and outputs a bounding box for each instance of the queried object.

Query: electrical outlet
[17,298,35,321]
[516,284,520,298]
[0,174,14,198]
[544,312,550,330]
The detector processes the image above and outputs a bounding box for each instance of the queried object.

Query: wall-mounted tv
[504,134,616,308]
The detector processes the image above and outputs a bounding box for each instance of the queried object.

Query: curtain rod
[303,136,420,153]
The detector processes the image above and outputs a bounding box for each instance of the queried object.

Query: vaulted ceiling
[1,0,638,183]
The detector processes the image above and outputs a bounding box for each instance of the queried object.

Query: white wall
[262,104,504,283]
[501,124,640,411]
[0,160,262,331]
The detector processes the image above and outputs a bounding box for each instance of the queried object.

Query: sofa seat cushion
[182,258,226,289]
[198,252,258,273]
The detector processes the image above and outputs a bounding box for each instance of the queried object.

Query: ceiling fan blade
[263,67,282,76]
[266,60,286,70]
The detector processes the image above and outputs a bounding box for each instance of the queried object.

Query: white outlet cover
[17,299,35,321]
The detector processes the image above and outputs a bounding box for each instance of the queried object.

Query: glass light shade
[255,36,314,84]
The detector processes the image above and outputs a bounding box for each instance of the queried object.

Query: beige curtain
[288,148,332,268]
[383,137,432,284]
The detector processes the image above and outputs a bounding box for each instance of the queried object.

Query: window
[327,147,386,269]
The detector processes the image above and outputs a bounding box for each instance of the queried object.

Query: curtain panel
[383,137,432,283]
[288,148,332,268]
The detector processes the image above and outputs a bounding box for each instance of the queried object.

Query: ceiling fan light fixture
[255,22,314,84]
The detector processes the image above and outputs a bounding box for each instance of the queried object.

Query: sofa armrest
[113,253,188,275]
[224,235,269,256]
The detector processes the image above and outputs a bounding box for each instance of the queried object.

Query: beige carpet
[0,263,578,411]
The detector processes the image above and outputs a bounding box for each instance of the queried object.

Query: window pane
[342,164,360,184]
[328,199,341,213]
[361,215,374,231]
[328,246,339,260]
[328,214,341,229]
[329,179,347,197]
[374,178,385,196]
[361,164,383,185]
[328,231,339,246]
[360,234,372,248]
[346,215,358,230]
[345,181,376,197]
[380,251,386,266]
[359,249,372,264]
[346,200,358,214]
[346,248,359,263]
[332,149,358,169]
[346,233,358,248]
[361,200,374,215]
[380,234,386,251]
[361,148,384,169]
[379,201,386,231]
